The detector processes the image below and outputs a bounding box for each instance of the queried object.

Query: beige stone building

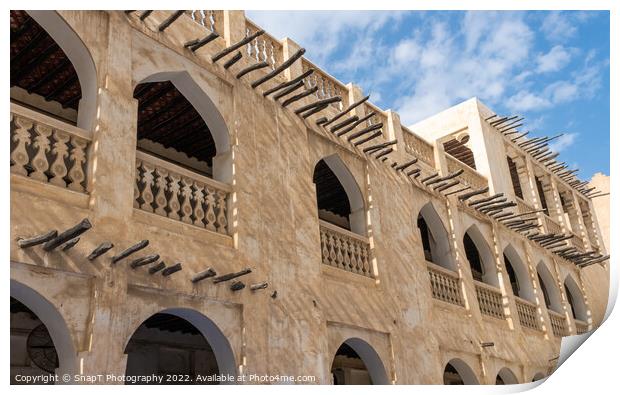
[9,10,610,385]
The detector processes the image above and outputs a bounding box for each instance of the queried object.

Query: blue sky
[247,11,610,180]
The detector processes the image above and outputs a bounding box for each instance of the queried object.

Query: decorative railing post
[319,220,372,277]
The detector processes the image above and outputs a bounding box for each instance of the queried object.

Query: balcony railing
[570,232,585,252]
[402,128,435,168]
[134,151,231,234]
[427,262,464,306]
[245,18,283,70]
[515,297,541,331]
[302,58,349,110]
[474,281,505,319]
[319,220,372,277]
[575,319,589,335]
[10,103,90,193]
[446,154,488,191]
[515,197,535,215]
[544,214,562,235]
[187,10,224,34]
[548,310,568,337]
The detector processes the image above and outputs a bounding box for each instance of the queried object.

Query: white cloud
[541,12,578,42]
[536,45,573,73]
[549,133,578,152]
[506,90,551,112]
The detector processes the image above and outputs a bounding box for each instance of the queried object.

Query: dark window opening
[133,81,217,177]
[503,254,520,297]
[506,157,523,199]
[564,284,576,320]
[535,177,549,216]
[10,10,81,125]
[443,363,464,385]
[464,233,484,282]
[417,215,433,262]
[331,343,372,385]
[443,136,476,169]
[313,159,351,230]
[538,273,552,310]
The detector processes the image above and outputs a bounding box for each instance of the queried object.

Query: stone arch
[313,154,366,235]
[330,338,389,385]
[124,307,237,383]
[503,244,535,302]
[443,358,479,385]
[16,11,98,131]
[10,279,78,378]
[536,261,563,313]
[463,225,498,286]
[563,274,588,321]
[417,201,455,270]
[134,71,232,183]
[495,367,519,384]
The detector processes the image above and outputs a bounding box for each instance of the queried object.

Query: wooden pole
[87,242,114,261]
[162,263,183,276]
[323,95,370,127]
[43,218,92,251]
[185,32,219,52]
[281,86,318,107]
[251,48,306,88]
[263,68,314,97]
[130,254,160,269]
[111,240,149,264]
[158,10,184,32]
[191,268,217,283]
[212,30,265,62]
[236,61,269,79]
[17,230,57,249]
[213,268,252,283]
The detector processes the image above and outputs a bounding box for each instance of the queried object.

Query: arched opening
[10,280,77,383]
[463,226,498,286]
[532,372,546,382]
[503,245,535,301]
[10,10,97,130]
[495,367,519,384]
[133,72,232,183]
[124,308,236,384]
[563,275,587,321]
[313,155,365,235]
[443,359,479,385]
[417,202,455,270]
[536,262,563,313]
[330,338,388,385]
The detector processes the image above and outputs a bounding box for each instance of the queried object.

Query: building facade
[9,10,610,385]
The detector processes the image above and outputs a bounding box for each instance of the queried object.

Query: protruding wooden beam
[191,268,217,283]
[273,81,304,101]
[347,123,383,141]
[111,240,149,264]
[444,186,471,197]
[316,117,329,126]
[352,131,382,147]
[17,230,57,249]
[458,187,489,201]
[236,61,269,79]
[425,169,464,186]
[281,86,318,107]
[149,261,166,274]
[61,237,80,251]
[158,10,184,32]
[251,48,306,89]
[330,116,359,133]
[250,281,269,291]
[469,193,504,207]
[295,97,341,115]
[185,32,219,52]
[336,112,376,137]
[162,263,182,276]
[301,104,329,119]
[212,29,265,62]
[230,281,245,291]
[473,197,508,210]
[374,148,393,160]
[130,254,160,269]
[213,268,252,284]
[263,68,314,97]
[479,202,517,213]
[139,10,153,20]
[223,51,243,69]
[362,140,397,154]
[406,168,421,177]
[323,95,370,128]
[43,218,92,251]
[395,159,418,171]
[436,180,460,192]
[87,242,114,261]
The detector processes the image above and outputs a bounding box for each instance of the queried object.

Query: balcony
[402,128,435,168]
[474,281,505,319]
[319,220,372,277]
[445,154,488,191]
[134,151,231,234]
[515,297,541,331]
[548,310,568,337]
[10,103,90,194]
[575,319,589,335]
[543,214,562,235]
[426,262,464,306]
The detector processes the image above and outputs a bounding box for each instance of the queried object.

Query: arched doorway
[462,226,498,286]
[133,71,232,183]
[124,308,236,384]
[313,155,365,235]
[503,245,535,301]
[443,358,479,385]
[330,338,388,385]
[10,10,97,130]
[536,262,563,313]
[417,202,455,270]
[10,280,77,384]
[495,367,519,384]
[563,275,588,322]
